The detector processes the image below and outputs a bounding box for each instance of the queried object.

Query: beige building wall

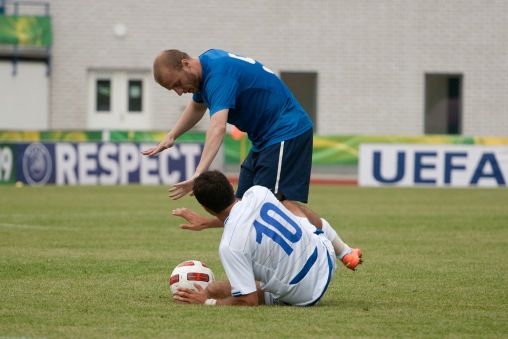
[0,61,49,129]
[47,0,507,136]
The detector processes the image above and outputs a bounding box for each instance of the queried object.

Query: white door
[87,70,151,130]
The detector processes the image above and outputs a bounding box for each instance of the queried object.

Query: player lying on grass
[173,170,362,306]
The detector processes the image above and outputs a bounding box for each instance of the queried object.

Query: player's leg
[279,202,363,270]
[272,129,313,204]
[320,218,363,270]
[235,149,256,199]
[319,218,351,259]
[281,200,323,228]
[268,128,323,226]
[252,129,313,203]
[242,130,324,226]
[270,130,362,270]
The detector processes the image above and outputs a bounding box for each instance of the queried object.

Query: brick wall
[49,0,508,136]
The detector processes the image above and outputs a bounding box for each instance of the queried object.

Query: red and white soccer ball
[169,260,215,294]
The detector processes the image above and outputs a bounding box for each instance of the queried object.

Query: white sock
[320,218,351,260]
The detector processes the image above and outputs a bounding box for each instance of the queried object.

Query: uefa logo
[22,142,53,186]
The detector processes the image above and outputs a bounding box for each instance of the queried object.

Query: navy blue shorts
[236,128,313,203]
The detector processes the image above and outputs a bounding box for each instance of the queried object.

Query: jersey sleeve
[192,92,204,103]
[219,243,258,297]
[204,74,239,115]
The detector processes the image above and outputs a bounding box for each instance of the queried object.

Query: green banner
[223,134,508,166]
[0,130,102,142]
[109,131,207,143]
[0,15,52,46]
[107,130,251,164]
[312,135,477,165]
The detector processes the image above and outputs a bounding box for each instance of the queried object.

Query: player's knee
[281,200,306,218]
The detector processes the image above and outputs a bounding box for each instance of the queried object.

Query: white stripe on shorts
[274,141,284,194]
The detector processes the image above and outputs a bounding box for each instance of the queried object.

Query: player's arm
[174,283,260,306]
[193,108,228,176]
[214,292,259,306]
[167,109,229,200]
[172,207,224,231]
[141,100,207,156]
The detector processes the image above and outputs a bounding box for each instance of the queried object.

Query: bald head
[152,49,202,95]
[153,49,191,85]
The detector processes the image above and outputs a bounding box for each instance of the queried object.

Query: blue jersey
[193,49,313,152]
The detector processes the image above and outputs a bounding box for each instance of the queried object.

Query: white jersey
[219,186,337,306]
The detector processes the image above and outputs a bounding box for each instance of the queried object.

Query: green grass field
[1,184,507,338]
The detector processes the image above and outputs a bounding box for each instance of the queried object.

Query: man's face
[161,64,200,96]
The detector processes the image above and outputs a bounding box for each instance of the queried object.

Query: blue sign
[2,142,204,186]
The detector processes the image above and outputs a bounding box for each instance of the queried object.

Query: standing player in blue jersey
[173,170,361,306]
[143,49,326,228]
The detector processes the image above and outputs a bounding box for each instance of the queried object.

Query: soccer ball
[169,260,215,294]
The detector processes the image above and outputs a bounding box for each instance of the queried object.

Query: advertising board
[359,144,508,187]
[0,142,203,186]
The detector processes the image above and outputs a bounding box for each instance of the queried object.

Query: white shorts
[263,240,336,306]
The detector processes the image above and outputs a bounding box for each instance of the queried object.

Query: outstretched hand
[172,208,211,231]
[168,179,194,200]
[141,135,175,156]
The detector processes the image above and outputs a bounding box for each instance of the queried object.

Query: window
[280,72,318,132]
[425,74,462,134]
[96,79,111,112]
[128,80,143,112]
[88,71,150,130]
